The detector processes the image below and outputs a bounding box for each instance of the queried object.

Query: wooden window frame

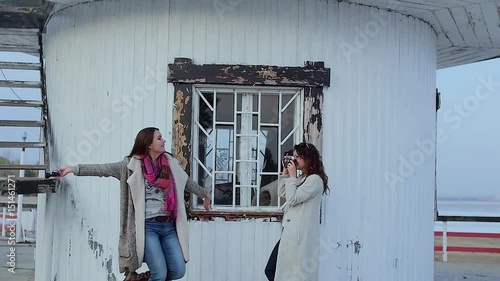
[168,58,330,221]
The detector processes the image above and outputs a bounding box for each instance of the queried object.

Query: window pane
[214,125,233,173]
[281,96,298,144]
[193,87,302,210]
[235,136,258,161]
[214,180,234,206]
[252,175,281,207]
[235,161,258,207]
[216,93,234,122]
[260,127,279,173]
[261,94,279,123]
[236,92,258,111]
[198,90,214,129]
[236,115,258,134]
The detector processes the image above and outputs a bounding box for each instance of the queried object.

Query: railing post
[442,221,448,262]
[15,194,23,242]
[1,207,6,237]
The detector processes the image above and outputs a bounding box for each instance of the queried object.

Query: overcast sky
[1,52,499,200]
[437,58,500,201]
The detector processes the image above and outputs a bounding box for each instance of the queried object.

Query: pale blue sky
[1,52,499,200]
[437,58,500,200]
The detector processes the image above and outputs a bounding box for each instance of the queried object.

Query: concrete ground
[0,237,35,281]
[435,261,500,281]
[1,237,499,281]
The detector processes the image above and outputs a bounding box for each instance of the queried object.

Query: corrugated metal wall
[38,0,437,280]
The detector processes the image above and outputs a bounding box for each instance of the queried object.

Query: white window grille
[192,85,303,211]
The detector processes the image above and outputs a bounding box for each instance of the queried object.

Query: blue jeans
[144,220,186,281]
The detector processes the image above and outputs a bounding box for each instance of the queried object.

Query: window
[191,85,303,211]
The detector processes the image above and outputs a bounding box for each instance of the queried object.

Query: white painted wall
[39,0,437,280]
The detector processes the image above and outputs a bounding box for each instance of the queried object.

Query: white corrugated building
[1,0,500,280]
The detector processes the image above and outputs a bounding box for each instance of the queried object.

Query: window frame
[167,58,329,220]
[190,84,304,212]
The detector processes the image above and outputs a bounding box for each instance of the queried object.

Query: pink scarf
[141,153,177,220]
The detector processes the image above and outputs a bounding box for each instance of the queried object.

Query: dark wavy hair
[294,142,329,194]
[128,127,159,157]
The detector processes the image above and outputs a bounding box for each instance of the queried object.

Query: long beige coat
[275,174,324,281]
[76,154,209,273]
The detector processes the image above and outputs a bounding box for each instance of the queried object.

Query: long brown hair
[294,142,329,194]
[128,127,158,157]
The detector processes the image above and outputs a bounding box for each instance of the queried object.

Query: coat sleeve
[185,178,210,198]
[284,175,323,207]
[75,160,125,180]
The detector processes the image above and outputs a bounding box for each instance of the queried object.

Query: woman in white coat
[273,142,329,281]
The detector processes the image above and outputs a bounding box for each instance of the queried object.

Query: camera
[283,155,295,167]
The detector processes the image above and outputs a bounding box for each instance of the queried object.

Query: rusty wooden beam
[0,120,43,127]
[12,177,57,194]
[168,58,330,87]
[190,209,284,221]
[0,80,41,88]
[0,99,43,107]
[303,87,323,152]
[0,61,41,70]
[0,141,45,148]
[0,28,38,36]
[0,44,39,54]
[172,84,193,173]
[0,164,45,170]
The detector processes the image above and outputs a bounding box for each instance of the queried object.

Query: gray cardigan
[76,154,209,273]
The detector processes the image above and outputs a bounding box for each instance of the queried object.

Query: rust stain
[182,78,206,83]
[354,241,362,254]
[393,258,399,269]
[88,229,104,258]
[256,69,278,79]
[231,76,246,84]
[303,91,323,151]
[173,90,188,169]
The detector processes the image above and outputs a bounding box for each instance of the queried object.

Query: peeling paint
[102,255,116,281]
[173,88,189,170]
[354,241,362,254]
[303,87,323,152]
[393,258,399,269]
[88,229,104,258]
[168,59,330,87]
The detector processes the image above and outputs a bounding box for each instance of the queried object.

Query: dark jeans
[264,240,280,281]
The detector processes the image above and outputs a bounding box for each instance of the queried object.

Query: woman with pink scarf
[59,127,211,281]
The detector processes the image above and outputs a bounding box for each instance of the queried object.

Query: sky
[436,58,500,201]
[0,52,41,166]
[0,52,499,200]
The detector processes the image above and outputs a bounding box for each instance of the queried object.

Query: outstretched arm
[59,160,125,180]
[185,178,211,210]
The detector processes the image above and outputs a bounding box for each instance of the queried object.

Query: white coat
[274,174,324,281]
